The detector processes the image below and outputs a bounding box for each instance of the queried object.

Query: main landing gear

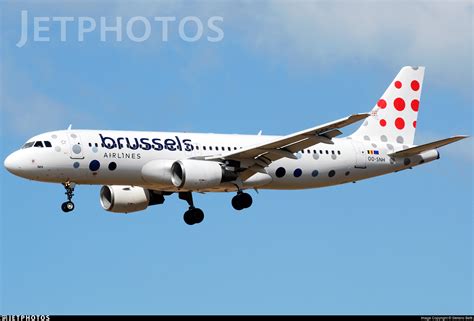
[231,191,253,211]
[179,192,204,225]
[61,182,76,213]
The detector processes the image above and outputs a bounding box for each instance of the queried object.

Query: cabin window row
[302,149,342,155]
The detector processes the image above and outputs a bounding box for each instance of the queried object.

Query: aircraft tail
[351,66,425,146]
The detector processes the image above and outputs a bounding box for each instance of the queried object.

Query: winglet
[67,124,72,130]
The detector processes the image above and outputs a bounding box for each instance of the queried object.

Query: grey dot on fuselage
[381,135,388,142]
[396,136,404,143]
[387,144,394,150]
[72,145,82,154]
[55,146,61,152]
[331,154,337,160]
[313,153,319,160]
[364,135,370,141]
[371,143,377,148]
[92,147,98,153]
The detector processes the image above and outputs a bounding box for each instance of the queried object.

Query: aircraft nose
[4,151,22,175]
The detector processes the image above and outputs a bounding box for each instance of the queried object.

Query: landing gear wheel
[61,201,75,213]
[179,192,205,225]
[192,208,204,224]
[183,210,195,225]
[183,208,205,225]
[61,182,76,213]
[232,192,253,211]
[232,195,244,211]
[240,193,253,209]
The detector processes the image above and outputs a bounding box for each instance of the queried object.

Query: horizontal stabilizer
[389,135,469,157]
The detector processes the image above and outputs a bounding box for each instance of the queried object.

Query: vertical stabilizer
[351,66,425,146]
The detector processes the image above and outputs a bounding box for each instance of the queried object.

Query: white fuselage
[4,129,438,192]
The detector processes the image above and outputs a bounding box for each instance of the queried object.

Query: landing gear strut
[61,182,76,213]
[179,192,204,225]
[231,191,253,211]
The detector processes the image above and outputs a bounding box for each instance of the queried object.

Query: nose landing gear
[61,182,76,213]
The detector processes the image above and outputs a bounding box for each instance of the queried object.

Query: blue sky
[1,0,472,315]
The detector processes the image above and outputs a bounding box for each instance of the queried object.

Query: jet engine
[170,159,238,189]
[141,159,175,186]
[100,185,164,213]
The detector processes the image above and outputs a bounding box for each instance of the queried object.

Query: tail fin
[351,66,425,146]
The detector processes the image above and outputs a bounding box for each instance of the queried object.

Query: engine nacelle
[100,185,164,213]
[171,159,237,189]
[141,159,175,186]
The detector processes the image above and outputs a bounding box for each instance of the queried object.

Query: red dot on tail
[394,97,405,111]
[413,121,417,128]
[379,119,387,127]
[395,118,405,130]
[394,81,402,89]
[377,99,387,109]
[411,99,419,112]
[411,80,420,91]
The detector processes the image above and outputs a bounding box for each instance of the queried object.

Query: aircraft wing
[388,135,469,158]
[206,113,369,169]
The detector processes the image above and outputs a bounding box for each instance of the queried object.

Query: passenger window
[337,151,341,155]
[228,147,231,151]
[234,147,237,150]
[209,146,213,150]
[221,147,225,151]
[88,143,92,147]
[307,150,311,154]
[203,146,207,151]
[196,146,200,150]
[34,141,44,148]
[319,150,323,154]
[44,141,52,148]
[325,150,329,154]
[332,150,335,155]
[95,143,98,147]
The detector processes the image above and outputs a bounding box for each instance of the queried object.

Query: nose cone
[4,151,24,176]
[4,153,16,173]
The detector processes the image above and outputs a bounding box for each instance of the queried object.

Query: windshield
[22,142,34,149]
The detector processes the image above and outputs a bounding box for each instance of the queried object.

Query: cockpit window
[44,141,52,147]
[34,141,44,148]
[22,142,34,149]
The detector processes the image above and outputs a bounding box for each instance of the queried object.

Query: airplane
[3,66,469,225]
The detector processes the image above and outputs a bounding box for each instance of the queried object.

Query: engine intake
[171,160,238,189]
[100,185,164,213]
